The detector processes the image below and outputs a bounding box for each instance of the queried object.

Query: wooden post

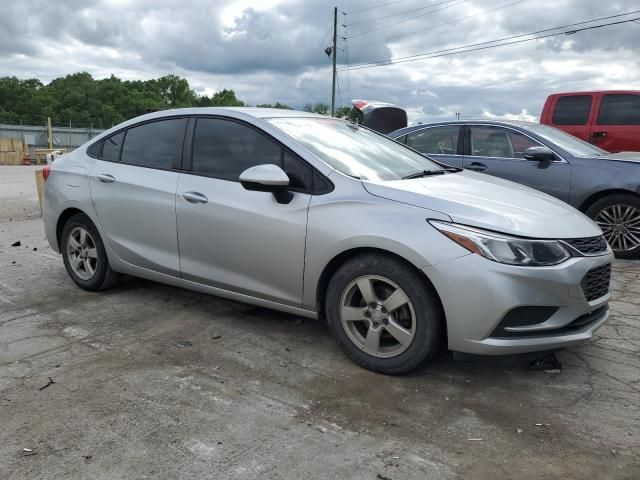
[47,117,53,149]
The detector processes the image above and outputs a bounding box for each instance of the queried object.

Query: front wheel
[585,194,640,259]
[325,254,444,375]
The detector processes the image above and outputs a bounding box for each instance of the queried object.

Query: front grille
[581,264,611,301]
[564,236,608,255]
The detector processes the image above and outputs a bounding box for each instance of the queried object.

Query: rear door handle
[591,131,607,139]
[467,162,487,172]
[96,173,115,183]
[182,191,208,204]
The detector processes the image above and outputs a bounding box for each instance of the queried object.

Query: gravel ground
[1,165,639,479]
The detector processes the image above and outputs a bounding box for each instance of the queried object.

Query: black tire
[585,194,640,260]
[60,213,118,291]
[325,253,444,375]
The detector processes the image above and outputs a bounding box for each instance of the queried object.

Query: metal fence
[0,123,106,153]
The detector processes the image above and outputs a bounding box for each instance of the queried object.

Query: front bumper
[424,252,613,355]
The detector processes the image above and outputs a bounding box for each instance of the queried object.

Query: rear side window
[597,94,640,125]
[101,132,124,162]
[552,95,592,125]
[87,142,101,157]
[406,126,460,155]
[120,118,186,169]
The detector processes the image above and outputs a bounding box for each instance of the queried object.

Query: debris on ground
[517,428,523,434]
[22,448,36,456]
[212,366,220,373]
[84,455,93,460]
[11,241,21,247]
[468,438,483,441]
[33,247,37,251]
[377,474,393,480]
[175,341,193,348]
[211,334,222,340]
[527,352,562,372]
[38,377,55,391]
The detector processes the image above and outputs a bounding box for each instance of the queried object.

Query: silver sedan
[42,108,613,374]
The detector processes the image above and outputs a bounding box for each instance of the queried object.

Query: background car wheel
[585,194,640,259]
[61,213,118,291]
[325,253,444,375]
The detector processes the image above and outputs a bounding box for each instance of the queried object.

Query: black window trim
[183,114,334,195]
[85,116,189,173]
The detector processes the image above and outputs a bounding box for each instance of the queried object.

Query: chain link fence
[0,122,106,154]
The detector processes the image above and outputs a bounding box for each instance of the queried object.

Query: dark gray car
[390,120,640,259]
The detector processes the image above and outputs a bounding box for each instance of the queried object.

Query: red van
[540,91,640,152]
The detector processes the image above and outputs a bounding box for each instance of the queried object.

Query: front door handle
[96,173,115,183]
[591,131,608,140]
[467,162,487,172]
[182,191,208,204]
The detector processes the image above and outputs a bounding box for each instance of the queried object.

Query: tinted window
[405,126,460,155]
[283,151,312,190]
[597,94,640,125]
[120,119,186,169]
[87,141,101,157]
[552,95,592,125]
[101,132,124,162]
[192,118,282,181]
[470,126,539,159]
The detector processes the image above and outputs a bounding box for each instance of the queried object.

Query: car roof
[390,119,539,137]
[547,90,640,96]
[134,107,325,121]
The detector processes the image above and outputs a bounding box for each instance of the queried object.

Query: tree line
[0,72,354,128]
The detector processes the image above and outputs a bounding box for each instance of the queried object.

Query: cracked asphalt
[1,166,639,479]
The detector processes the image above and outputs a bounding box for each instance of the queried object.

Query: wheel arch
[56,207,88,251]
[578,188,640,213]
[315,247,446,335]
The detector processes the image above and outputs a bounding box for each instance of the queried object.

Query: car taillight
[42,164,51,182]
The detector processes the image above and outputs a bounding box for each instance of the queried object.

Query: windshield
[267,117,443,181]
[522,124,608,158]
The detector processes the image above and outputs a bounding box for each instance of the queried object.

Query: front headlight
[430,220,571,266]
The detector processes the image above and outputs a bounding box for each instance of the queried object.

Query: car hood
[362,170,601,239]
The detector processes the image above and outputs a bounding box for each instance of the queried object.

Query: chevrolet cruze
[42,108,613,374]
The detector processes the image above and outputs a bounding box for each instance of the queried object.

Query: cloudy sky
[1,0,638,123]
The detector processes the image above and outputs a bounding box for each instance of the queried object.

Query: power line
[340,11,640,71]
[347,0,459,27]
[346,0,411,15]
[349,0,528,50]
[348,0,470,39]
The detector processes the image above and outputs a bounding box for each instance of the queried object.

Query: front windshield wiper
[402,168,459,179]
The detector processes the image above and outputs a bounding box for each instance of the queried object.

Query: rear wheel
[585,194,640,259]
[326,254,443,375]
[61,213,118,291]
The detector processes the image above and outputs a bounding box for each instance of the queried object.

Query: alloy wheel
[595,204,640,253]
[339,275,416,358]
[66,226,98,280]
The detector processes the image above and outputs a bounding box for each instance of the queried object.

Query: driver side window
[191,117,314,191]
[405,126,460,155]
[469,126,540,159]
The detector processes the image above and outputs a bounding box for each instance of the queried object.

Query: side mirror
[523,146,556,168]
[239,164,293,204]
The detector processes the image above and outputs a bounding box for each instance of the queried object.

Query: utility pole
[331,6,337,116]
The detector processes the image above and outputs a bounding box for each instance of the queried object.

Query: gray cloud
[0,0,638,123]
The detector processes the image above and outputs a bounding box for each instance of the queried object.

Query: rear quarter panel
[43,151,98,253]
